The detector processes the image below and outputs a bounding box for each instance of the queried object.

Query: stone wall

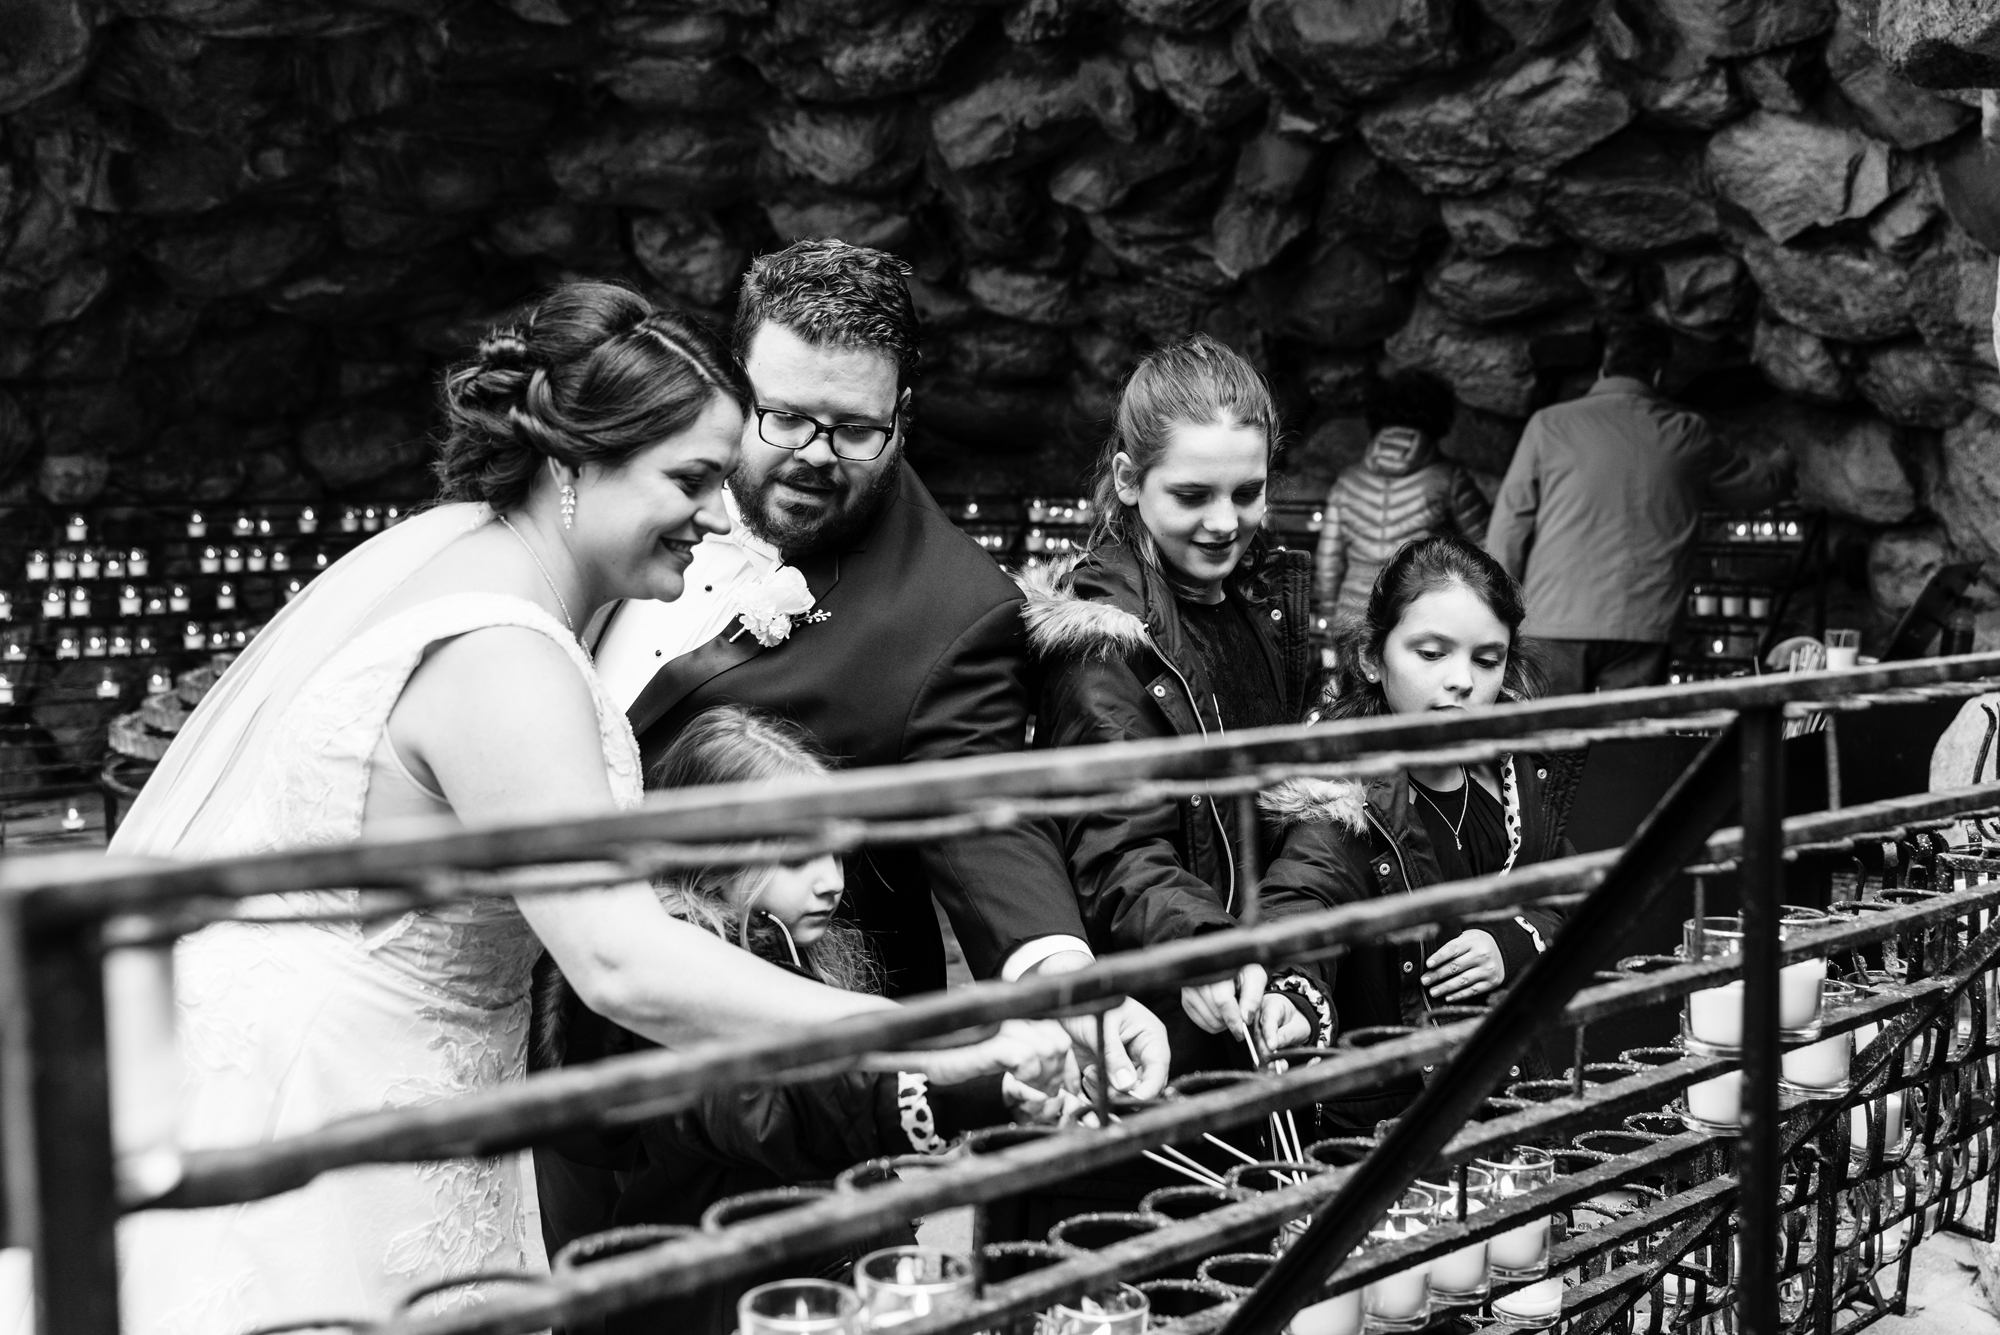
[7,0,2000,645]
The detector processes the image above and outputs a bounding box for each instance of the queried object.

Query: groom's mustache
[769,458,849,503]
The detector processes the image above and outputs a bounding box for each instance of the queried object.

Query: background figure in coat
[1485,322,1790,695]
[1025,334,1330,1077]
[1317,371,1489,630]
[1262,534,1573,1131]
[585,241,1169,1081]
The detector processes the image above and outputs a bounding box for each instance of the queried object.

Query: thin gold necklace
[1413,765,1470,850]
[497,514,574,633]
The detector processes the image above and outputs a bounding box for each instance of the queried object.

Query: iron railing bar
[10,656,2000,920]
[1738,707,1785,1335]
[136,803,2000,1212]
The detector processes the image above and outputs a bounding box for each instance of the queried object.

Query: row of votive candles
[44,507,365,542]
[736,1247,1016,1334]
[1688,587,1773,620]
[1678,915,1910,1157]
[1,620,262,666]
[20,543,336,586]
[1291,1146,1562,1335]
[12,572,316,621]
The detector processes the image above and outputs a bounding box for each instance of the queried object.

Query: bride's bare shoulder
[369,524,540,621]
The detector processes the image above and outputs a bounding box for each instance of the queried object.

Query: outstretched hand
[1423,929,1504,1001]
[882,1018,1070,1093]
[1181,963,1269,1041]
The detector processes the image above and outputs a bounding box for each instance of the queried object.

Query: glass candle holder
[1778,908,1827,1040]
[298,505,318,534]
[738,1279,861,1335]
[1492,1275,1566,1329]
[1478,1148,1554,1282]
[1363,1185,1434,1332]
[68,587,90,618]
[77,549,99,579]
[41,587,64,619]
[853,1246,973,1328]
[53,549,76,579]
[1292,1289,1362,1335]
[223,546,244,573]
[25,550,49,581]
[1683,918,1745,1053]
[270,546,291,572]
[1683,1069,1742,1132]
[1850,1091,1907,1160]
[128,548,149,577]
[247,547,267,572]
[103,553,124,579]
[1421,1167,1494,1304]
[118,585,140,616]
[1781,980,1858,1097]
[1041,1284,1147,1335]
[169,585,190,613]
[199,546,221,574]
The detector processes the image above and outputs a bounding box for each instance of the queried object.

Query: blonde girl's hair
[649,706,881,996]
[1085,333,1282,594]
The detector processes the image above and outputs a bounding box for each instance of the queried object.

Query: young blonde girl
[533,706,1039,1325]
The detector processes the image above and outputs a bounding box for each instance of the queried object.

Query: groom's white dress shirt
[592,494,1093,983]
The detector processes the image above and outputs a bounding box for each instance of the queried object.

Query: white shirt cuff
[1000,936,1094,982]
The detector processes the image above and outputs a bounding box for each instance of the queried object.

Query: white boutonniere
[730,564,829,648]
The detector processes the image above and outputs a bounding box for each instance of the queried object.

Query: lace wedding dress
[110,507,643,1335]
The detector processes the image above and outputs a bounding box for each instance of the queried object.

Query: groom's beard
[735,445,903,560]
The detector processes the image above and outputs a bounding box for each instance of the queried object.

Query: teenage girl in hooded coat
[1023,334,1332,1075]
[1258,532,1576,1129]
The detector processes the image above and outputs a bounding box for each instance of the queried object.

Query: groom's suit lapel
[623,550,844,740]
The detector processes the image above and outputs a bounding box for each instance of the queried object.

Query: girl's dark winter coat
[1022,541,1332,1049]
[1257,757,1573,1066]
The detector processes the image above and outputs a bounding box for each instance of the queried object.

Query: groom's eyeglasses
[753,405,898,462]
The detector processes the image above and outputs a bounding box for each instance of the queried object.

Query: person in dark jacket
[1259,532,1573,1129]
[1025,334,1332,1074]
[535,707,1043,1333]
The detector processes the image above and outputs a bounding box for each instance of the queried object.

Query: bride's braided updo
[435,281,748,510]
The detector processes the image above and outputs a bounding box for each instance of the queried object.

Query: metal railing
[4,655,2000,1335]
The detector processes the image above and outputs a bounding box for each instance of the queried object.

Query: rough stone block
[1424,247,1589,325]
[1211,132,1320,278]
[300,407,429,489]
[143,214,330,299]
[1752,315,1851,402]
[2,0,94,115]
[1544,130,1718,253]
[1736,232,1915,342]
[547,115,759,208]
[767,104,924,193]
[1383,296,1541,416]
[750,5,978,102]
[1485,39,1635,171]
[1151,33,1264,126]
[1250,240,1411,348]
[1864,0,2000,89]
[1358,74,1506,195]
[1706,110,1894,243]
[1440,190,1563,257]
[1933,410,2000,570]
[1826,15,1974,147]
[630,211,749,308]
[1316,141,1441,259]
[1857,339,1974,426]
[1249,0,1464,102]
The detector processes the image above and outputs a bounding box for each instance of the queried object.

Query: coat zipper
[1154,645,1237,915]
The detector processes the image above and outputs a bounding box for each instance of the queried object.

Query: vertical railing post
[1738,706,1785,1335]
[24,919,121,1335]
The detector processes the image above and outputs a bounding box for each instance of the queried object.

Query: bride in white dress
[108,283,1063,1335]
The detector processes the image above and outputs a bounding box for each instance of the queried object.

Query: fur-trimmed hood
[1017,555,1154,663]
[1259,776,1369,835]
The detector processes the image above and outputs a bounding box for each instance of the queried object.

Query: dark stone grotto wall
[6,0,2000,640]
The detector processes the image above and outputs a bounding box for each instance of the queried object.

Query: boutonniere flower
[731,564,829,648]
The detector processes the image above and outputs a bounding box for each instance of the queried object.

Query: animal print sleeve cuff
[1272,971,1334,1048]
[896,1073,949,1155]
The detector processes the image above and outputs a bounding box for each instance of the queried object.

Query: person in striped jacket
[1316,371,1490,631]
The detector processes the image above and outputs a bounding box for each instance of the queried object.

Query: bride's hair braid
[435,282,749,511]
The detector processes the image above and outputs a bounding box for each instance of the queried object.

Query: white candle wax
[1291,1290,1362,1335]
[1363,1264,1429,1321]
[1688,1070,1742,1127]
[1850,1093,1904,1152]
[1494,1277,1565,1321]
[1429,1199,1488,1295]
[1783,1035,1849,1089]
[1488,1217,1549,1272]
[1688,982,1744,1047]
[1779,958,1825,1030]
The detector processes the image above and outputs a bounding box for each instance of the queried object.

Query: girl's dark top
[1410,770,1508,882]
[1258,755,1577,1130]
[1176,594,1288,732]
[1023,540,1333,1073]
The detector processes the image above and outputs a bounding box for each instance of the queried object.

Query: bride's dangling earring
[550,458,577,530]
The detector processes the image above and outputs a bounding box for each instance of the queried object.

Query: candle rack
[6,659,2000,1335]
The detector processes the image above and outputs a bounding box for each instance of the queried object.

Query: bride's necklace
[1414,765,1471,850]
[497,515,575,633]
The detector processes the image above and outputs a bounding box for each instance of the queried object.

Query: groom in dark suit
[590,240,1170,1078]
